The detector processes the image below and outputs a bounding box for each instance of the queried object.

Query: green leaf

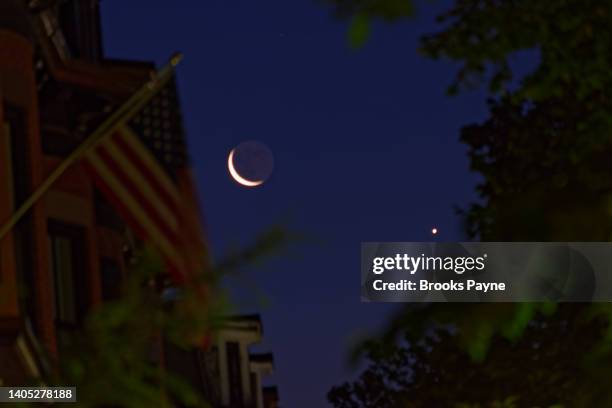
[501,303,535,341]
[348,14,370,48]
[466,324,494,363]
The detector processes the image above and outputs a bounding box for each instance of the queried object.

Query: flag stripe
[96,147,178,249]
[84,160,187,284]
[82,160,151,241]
[113,128,181,213]
[103,137,179,230]
[86,151,185,274]
[95,145,181,246]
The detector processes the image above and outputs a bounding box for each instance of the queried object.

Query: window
[94,188,124,232]
[4,106,29,208]
[100,258,122,301]
[48,221,88,328]
[227,341,244,407]
[4,106,36,327]
[250,372,258,407]
[56,0,103,62]
[57,1,80,58]
[40,10,71,61]
[50,235,76,323]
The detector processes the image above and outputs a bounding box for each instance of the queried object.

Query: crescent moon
[227,149,264,187]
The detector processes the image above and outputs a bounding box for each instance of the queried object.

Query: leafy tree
[324,0,612,406]
[330,304,612,407]
[460,96,612,241]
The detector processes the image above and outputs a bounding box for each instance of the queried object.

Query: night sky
[102,1,488,406]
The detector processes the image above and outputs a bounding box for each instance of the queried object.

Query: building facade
[0,1,278,406]
[214,315,276,408]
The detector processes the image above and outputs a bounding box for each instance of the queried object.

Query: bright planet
[227,141,274,187]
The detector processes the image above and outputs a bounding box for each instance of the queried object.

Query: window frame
[48,220,89,329]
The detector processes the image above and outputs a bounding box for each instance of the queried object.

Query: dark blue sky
[102,1,487,406]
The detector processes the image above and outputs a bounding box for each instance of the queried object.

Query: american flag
[82,76,205,283]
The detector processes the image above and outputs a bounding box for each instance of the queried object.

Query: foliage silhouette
[324,0,612,406]
[24,226,292,408]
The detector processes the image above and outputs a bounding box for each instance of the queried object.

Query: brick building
[0,1,278,406]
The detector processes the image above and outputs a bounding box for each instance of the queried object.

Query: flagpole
[0,53,184,241]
